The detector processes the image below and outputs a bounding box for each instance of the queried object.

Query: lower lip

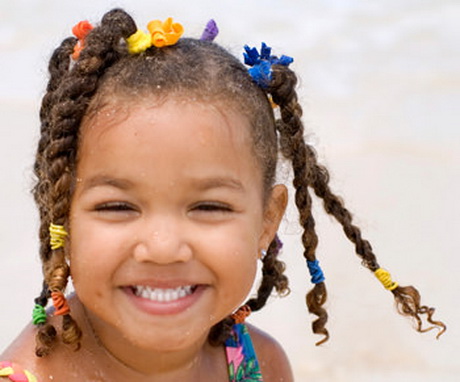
[123,286,206,316]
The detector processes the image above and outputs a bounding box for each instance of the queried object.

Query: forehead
[81,97,251,150]
[77,98,262,187]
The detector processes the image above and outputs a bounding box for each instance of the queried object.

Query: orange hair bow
[72,20,94,60]
[147,17,184,48]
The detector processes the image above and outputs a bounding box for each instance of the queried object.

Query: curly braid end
[392,285,446,339]
[306,282,329,346]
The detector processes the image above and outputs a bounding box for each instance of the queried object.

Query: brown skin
[1,296,293,382]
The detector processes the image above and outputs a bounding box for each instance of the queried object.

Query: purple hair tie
[200,19,219,42]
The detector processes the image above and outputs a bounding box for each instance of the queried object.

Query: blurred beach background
[0,0,459,380]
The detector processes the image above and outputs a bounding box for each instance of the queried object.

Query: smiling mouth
[131,285,198,303]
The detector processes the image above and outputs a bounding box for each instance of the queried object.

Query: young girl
[0,8,445,382]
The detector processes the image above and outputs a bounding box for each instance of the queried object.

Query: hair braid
[33,36,79,357]
[246,236,289,312]
[268,65,329,344]
[306,137,446,337]
[268,64,445,342]
[33,8,137,356]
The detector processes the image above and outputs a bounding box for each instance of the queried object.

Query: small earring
[260,249,267,260]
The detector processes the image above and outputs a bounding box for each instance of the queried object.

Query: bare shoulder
[1,320,70,381]
[0,323,41,373]
[246,323,294,382]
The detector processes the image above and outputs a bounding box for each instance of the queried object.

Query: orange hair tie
[72,20,93,40]
[51,291,70,316]
[147,17,184,48]
[71,20,94,60]
[230,304,251,324]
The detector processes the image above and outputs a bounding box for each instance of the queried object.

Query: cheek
[69,218,126,287]
[201,225,259,296]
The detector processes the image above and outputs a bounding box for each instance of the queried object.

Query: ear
[258,184,288,249]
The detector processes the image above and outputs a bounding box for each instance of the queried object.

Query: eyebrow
[193,177,245,192]
[79,175,245,193]
[81,175,134,191]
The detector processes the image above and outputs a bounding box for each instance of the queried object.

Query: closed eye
[191,202,233,213]
[94,202,138,213]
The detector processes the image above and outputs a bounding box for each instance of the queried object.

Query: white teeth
[133,285,195,302]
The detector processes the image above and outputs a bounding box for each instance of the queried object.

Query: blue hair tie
[307,259,325,284]
[243,42,293,88]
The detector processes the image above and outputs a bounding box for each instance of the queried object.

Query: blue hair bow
[243,42,293,88]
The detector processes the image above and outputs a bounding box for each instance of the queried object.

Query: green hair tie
[32,304,47,325]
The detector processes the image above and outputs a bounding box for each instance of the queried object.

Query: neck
[71,297,225,381]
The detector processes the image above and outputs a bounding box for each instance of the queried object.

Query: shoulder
[246,323,294,382]
[0,324,42,377]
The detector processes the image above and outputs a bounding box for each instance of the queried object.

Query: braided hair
[32,8,444,356]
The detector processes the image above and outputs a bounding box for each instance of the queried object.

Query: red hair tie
[71,20,94,60]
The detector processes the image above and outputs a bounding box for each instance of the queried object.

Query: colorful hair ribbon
[71,20,94,60]
[200,19,219,41]
[243,42,293,88]
[126,29,152,54]
[127,17,184,54]
[147,17,184,48]
[307,259,325,284]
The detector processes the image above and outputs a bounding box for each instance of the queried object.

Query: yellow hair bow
[374,268,399,291]
[147,17,184,48]
[126,29,152,54]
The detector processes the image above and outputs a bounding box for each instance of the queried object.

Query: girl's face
[69,98,286,351]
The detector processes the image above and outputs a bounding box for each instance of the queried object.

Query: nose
[133,216,192,264]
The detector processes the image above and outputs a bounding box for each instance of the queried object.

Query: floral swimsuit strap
[0,361,38,382]
[224,323,263,382]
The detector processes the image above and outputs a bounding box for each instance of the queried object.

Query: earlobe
[260,184,288,248]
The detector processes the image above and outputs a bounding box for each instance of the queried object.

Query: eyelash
[93,201,233,215]
[192,202,233,213]
[94,202,137,212]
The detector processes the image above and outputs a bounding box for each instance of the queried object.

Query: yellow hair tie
[49,224,68,250]
[126,29,152,54]
[147,17,184,48]
[374,268,399,291]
